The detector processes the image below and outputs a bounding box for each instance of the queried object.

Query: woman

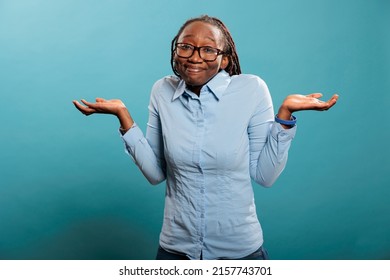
[73,15,338,260]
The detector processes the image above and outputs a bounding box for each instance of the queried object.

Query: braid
[209,17,241,76]
[170,15,241,77]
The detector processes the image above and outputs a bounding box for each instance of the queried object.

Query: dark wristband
[275,115,297,126]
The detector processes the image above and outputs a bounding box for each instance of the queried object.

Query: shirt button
[200,189,204,194]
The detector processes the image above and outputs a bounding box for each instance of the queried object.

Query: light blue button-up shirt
[121,70,296,259]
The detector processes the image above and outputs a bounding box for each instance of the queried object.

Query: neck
[186,84,202,96]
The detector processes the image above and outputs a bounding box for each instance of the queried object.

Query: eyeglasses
[175,43,225,62]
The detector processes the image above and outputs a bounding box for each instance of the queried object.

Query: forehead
[178,21,223,45]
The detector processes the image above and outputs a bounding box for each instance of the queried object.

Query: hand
[277,93,339,119]
[72,98,134,130]
[72,98,126,116]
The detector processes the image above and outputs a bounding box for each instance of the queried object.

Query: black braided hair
[170,15,241,77]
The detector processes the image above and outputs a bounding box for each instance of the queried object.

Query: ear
[220,55,229,70]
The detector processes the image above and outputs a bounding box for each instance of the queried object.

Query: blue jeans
[156,245,269,260]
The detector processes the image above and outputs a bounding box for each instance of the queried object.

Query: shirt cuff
[271,122,297,141]
[119,123,144,156]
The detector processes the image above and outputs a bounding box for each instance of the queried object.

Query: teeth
[187,68,201,72]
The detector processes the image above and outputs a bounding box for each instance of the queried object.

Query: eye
[178,44,193,50]
[202,47,217,54]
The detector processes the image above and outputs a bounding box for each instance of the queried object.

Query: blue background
[0,0,389,259]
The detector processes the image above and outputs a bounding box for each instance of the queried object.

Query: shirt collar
[172,70,231,101]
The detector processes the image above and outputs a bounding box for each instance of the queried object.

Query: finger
[331,94,339,101]
[80,99,91,105]
[317,95,338,110]
[80,99,98,109]
[306,93,323,99]
[72,100,96,115]
[326,94,339,104]
[73,100,86,110]
[96,97,106,103]
[327,95,339,108]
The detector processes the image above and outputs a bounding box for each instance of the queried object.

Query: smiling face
[173,21,229,95]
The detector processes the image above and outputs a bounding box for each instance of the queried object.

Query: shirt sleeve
[120,83,166,185]
[248,79,296,187]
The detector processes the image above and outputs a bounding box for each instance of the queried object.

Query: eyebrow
[181,34,217,43]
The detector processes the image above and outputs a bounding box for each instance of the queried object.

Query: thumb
[96,97,106,103]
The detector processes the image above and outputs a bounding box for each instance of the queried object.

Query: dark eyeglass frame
[175,43,225,62]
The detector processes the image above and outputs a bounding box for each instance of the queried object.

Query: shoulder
[151,75,181,93]
[228,74,273,113]
[228,74,270,99]
[230,74,268,89]
[149,75,181,102]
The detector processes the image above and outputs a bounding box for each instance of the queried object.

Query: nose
[188,48,203,63]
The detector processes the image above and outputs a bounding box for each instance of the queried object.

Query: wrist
[275,114,297,128]
[116,107,134,131]
[277,106,292,120]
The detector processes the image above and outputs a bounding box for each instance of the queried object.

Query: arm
[249,88,339,187]
[248,90,296,187]
[121,89,166,185]
[72,96,166,185]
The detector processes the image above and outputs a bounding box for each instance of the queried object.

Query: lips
[185,65,204,73]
